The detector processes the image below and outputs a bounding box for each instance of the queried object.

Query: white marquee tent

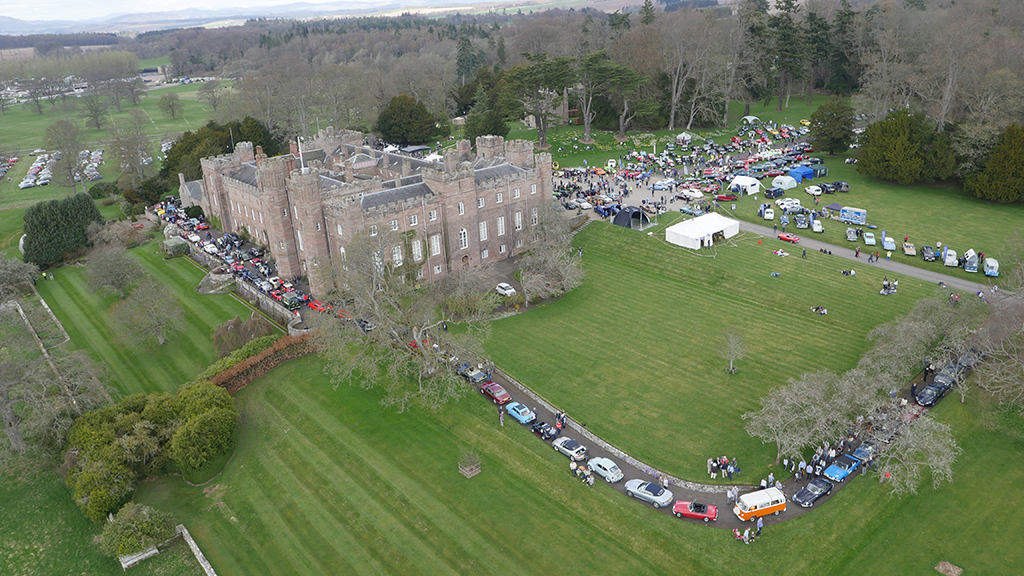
[771,175,798,190]
[665,213,741,250]
[728,175,763,195]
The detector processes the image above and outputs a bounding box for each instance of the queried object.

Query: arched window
[458,228,468,250]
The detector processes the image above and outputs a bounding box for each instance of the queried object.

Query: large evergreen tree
[809,96,855,155]
[857,110,954,186]
[23,194,103,268]
[965,124,1024,203]
[376,95,439,145]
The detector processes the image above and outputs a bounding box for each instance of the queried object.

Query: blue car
[505,402,536,425]
[823,454,861,483]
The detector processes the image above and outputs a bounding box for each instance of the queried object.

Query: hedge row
[193,334,280,383]
[211,333,315,393]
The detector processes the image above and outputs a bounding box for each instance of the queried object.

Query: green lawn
[133,355,1024,576]
[0,456,203,576]
[487,212,937,481]
[34,245,267,396]
[0,89,212,154]
[140,56,171,69]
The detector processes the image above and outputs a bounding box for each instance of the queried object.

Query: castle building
[181,128,553,297]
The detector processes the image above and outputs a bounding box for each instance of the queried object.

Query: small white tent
[728,176,762,195]
[741,116,760,124]
[665,213,740,249]
[771,175,798,190]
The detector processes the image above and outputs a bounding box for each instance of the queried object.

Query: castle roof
[182,179,204,202]
[474,162,526,184]
[360,181,433,211]
[228,163,259,187]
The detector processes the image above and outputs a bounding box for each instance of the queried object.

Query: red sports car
[716,194,739,201]
[269,290,284,301]
[765,170,785,177]
[307,300,332,312]
[778,233,800,243]
[196,222,210,230]
[673,500,718,522]
[480,383,511,405]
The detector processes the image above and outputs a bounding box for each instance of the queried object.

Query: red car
[480,383,511,405]
[269,290,284,301]
[716,194,739,201]
[778,233,800,243]
[307,300,332,312]
[196,222,210,230]
[764,170,785,177]
[673,500,718,522]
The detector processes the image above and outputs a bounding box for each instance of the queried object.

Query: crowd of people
[706,456,741,480]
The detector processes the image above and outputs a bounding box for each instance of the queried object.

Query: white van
[734,487,787,522]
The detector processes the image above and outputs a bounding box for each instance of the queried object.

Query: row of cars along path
[487,204,993,531]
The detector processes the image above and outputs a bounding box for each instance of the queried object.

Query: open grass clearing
[133,355,1024,576]
[34,245,264,397]
[488,212,937,480]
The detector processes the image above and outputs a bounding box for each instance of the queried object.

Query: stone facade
[190,129,552,297]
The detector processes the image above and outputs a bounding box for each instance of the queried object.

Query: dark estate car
[921,246,936,262]
[792,478,834,508]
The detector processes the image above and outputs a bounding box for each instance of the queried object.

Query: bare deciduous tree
[872,415,960,497]
[212,313,275,357]
[720,328,746,374]
[108,280,187,348]
[84,247,146,299]
[743,371,846,464]
[311,229,495,412]
[0,256,40,302]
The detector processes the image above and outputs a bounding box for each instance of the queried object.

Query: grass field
[0,456,203,576]
[132,355,1024,576]
[34,245,269,396]
[487,212,937,480]
[0,87,212,153]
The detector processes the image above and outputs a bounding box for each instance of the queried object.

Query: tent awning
[665,213,741,249]
[825,203,843,211]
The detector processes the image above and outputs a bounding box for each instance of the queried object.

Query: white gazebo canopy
[728,176,763,195]
[741,115,760,124]
[665,213,741,250]
[772,175,798,190]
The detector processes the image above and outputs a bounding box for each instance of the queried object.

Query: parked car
[588,457,623,483]
[863,232,876,246]
[716,194,739,201]
[882,236,897,251]
[763,208,775,220]
[307,300,332,312]
[921,245,936,262]
[852,441,877,461]
[673,500,718,522]
[794,214,808,229]
[552,437,588,461]
[624,480,673,508]
[804,185,822,196]
[792,478,833,508]
[505,402,536,424]
[915,383,946,407]
[495,282,517,297]
[531,421,557,440]
[480,382,511,405]
[823,454,861,483]
[464,367,488,384]
[903,242,917,256]
[932,364,959,390]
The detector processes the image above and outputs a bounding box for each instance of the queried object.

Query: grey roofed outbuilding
[612,206,651,229]
[401,145,431,154]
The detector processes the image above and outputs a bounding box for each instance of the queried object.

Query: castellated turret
[476,135,504,159]
[260,156,301,279]
[235,141,255,163]
[505,139,535,169]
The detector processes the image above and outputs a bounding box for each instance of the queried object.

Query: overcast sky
[7,0,313,22]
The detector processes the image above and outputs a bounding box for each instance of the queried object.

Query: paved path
[735,219,991,295]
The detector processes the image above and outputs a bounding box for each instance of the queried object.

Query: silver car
[624,479,673,508]
[552,437,587,461]
[588,457,623,483]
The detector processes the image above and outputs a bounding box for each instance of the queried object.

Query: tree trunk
[618,98,630,139]
[806,77,813,106]
[2,401,27,453]
[777,68,786,111]
[156,330,166,346]
[744,101,751,117]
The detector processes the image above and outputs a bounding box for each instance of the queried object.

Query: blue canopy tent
[789,165,814,182]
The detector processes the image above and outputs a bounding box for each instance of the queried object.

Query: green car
[282,294,303,310]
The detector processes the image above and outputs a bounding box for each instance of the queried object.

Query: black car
[932,364,958,390]
[532,421,557,440]
[792,478,833,508]
[765,187,785,199]
[916,384,946,407]
[795,214,808,228]
[820,183,836,194]
[834,181,850,192]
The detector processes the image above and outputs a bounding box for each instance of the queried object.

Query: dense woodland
[1,0,1022,195]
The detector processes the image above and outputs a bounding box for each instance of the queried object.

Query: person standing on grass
[768,472,774,486]
[707,457,714,477]
[711,459,719,479]
[499,407,504,426]
[911,382,917,398]
[756,516,764,537]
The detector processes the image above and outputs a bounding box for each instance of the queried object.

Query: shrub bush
[193,334,280,382]
[100,503,177,558]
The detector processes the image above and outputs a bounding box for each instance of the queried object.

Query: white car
[496,282,517,297]
[763,208,775,220]
[187,233,201,243]
[804,185,822,196]
[552,437,588,461]
[588,457,623,483]
[203,243,218,254]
